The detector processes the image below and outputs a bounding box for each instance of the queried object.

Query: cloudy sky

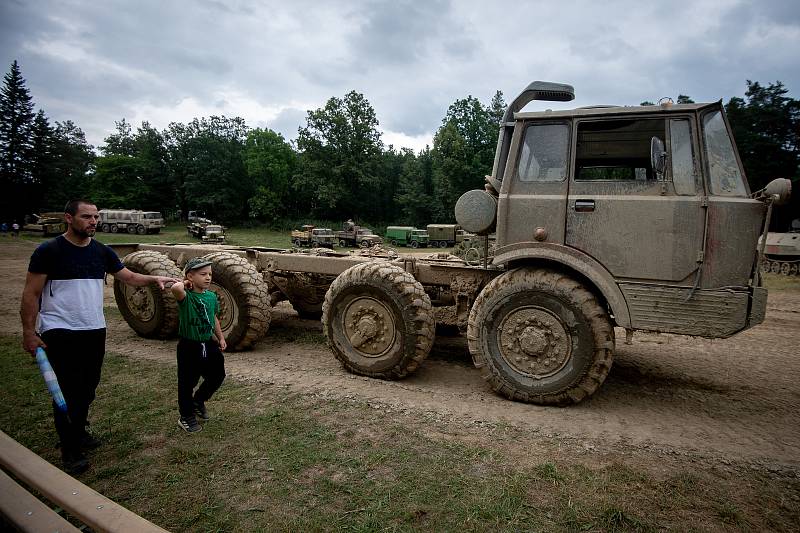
[2,0,799,152]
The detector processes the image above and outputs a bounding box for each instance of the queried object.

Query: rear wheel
[111,225,119,233]
[468,268,614,405]
[293,238,302,247]
[410,240,419,249]
[114,251,181,339]
[780,262,791,275]
[101,223,110,232]
[339,239,348,248]
[323,262,435,379]
[359,240,370,248]
[770,261,781,274]
[390,239,398,246]
[127,225,136,234]
[137,225,146,235]
[201,252,271,350]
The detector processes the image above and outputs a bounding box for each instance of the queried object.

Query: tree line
[1,60,798,229]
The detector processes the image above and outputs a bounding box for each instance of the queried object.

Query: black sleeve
[101,242,125,274]
[28,240,56,274]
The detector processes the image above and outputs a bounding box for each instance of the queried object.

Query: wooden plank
[0,430,169,533]
[0,468,81,533]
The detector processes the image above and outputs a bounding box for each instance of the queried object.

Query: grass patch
[1,334,798,532]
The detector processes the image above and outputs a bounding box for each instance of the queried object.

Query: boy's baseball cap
[184,257,213,275]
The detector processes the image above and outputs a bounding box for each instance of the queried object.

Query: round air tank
[455,189,497,235]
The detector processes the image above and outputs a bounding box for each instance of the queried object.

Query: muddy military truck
[109,80,790,405]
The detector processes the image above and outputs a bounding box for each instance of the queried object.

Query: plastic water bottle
[35,347,68,412]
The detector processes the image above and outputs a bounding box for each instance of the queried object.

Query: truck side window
[702,110,747,197]
[669,119,697,195]
[575,118,665,181]
[517,123,569,182]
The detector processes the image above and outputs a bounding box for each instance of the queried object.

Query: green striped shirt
[177,290,219,341]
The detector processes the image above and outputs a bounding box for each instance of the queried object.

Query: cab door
[496,120,571,246]
[565,116,705,283]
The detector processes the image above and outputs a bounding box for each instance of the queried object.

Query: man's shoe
[178,416,202,433]
[193,400,209,421]
[62,450,89,475]
[80,431,102,450]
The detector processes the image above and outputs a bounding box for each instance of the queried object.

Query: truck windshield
[702,110,748,197]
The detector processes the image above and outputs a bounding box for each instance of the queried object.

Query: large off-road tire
[111,225,118,233]
[127,225,137,234]
[467,268,614,405]
[114,251,181,339]
[101,223,110,232]
[137,225,146,235]
[323,262,435,379]
[201,252,271,351]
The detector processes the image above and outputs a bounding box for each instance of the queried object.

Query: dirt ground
[3,239,799,474]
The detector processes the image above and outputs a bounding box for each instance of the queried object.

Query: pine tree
[0,60,36,185]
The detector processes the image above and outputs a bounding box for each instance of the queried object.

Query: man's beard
[73,226,96,238]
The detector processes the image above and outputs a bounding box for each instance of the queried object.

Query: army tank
[762,219,800,276]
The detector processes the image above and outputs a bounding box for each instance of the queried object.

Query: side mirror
[650,136,667,179]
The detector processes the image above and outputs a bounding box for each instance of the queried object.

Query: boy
[170,257,227,433]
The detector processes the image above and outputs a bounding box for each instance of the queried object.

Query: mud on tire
[114,251,181,339]
[467,268,614,405]
[323,262,435,379]
[201,252,271,351]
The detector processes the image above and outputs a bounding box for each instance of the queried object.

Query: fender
[492,242,631,328]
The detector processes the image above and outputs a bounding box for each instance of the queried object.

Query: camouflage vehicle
[23,213,66,236]
[109,80,789,406]
[98,209,164,234]
[761,219,800,275]
[426,224,467,248]
[291,225,336,248]
[335,220,382,248]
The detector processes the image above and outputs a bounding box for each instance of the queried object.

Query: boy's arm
[170,280,188,301]
[214,316,226,351]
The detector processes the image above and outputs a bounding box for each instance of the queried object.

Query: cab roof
[514,101,720,121]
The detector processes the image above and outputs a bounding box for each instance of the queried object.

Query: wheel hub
[343,297,395,356]
[498,307,571,378]
[124,286,155,321]
[210,283,238,334]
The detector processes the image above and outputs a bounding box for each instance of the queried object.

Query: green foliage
[295,90,384,220]
[726,80,800,229]
[245,128,296,220]
[431,94,503,219]
[0,60,36,220]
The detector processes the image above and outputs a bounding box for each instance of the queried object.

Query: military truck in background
[335,220,382,248]
[291,225,336,248]
[98,209,164,234]
[108,80,789,406]
[427,224,468,248]
[188,222,226,244]
[761,219,800,275]
[23,213,66,236]
[385,226,429,248]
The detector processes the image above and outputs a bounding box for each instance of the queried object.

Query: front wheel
[114,251,181,338]
[468,268,614,405]
[323,262,435,379]
[410,240,419,249]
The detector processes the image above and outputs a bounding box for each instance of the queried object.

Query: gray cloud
[1,0,798,151]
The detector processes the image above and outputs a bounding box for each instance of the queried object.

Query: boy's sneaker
[62,450,89,475]
[178,416,202,433]
[193,400,209,421]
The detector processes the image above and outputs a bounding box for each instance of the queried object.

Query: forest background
[1,60,798,230]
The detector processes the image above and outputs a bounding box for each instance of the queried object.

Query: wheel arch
[492,243,631,328]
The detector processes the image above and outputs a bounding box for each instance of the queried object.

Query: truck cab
[456,81,790,339]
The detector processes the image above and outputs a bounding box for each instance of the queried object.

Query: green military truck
[385,226,429,248]
[108,80,788,406]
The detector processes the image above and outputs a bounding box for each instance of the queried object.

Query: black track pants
[40,328,106,454]
[176,337,225,418]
